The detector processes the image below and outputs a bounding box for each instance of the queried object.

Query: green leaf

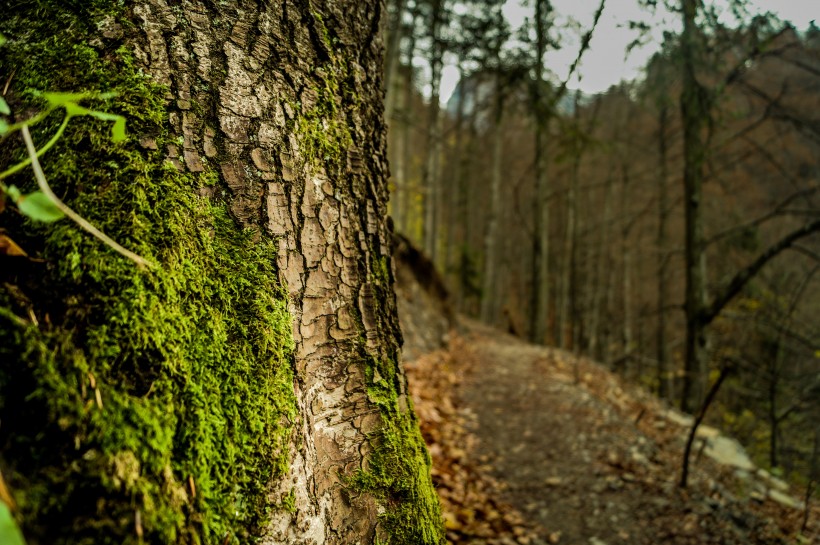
[0,34,6,47]
[17,191,64,222]
[86,109,126,143]
[42,91,95,107]
[5,185,21,202]
[0,503,26,545]
[111,116,126,143]
[0,118,8,136]
[0,97,9,116]
[41,91,117,108]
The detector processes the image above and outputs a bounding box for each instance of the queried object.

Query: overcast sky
[438,0,817,100]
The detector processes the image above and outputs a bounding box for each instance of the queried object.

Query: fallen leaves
[406,337,543,545]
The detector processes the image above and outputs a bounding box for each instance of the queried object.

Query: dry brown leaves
[405,336,541,545]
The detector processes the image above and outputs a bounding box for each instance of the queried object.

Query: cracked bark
[133,1,414,542]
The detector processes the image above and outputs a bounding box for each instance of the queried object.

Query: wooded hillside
[385,0,819,496]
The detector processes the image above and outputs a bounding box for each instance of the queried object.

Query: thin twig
[0,115,70,181]
[21,125,153,268]
[2,69,15,96]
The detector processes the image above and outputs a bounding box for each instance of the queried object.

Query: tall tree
[643,43,677,400]
[0,2,442,544]
[530,0,552,343]
[384,0,409,124]
[529,0,605,343]
[420,0,447,261]
[680,0,711,412]
[677,0,820,412]
[480,79,506,324]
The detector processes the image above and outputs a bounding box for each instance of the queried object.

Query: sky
[437,0,818,101]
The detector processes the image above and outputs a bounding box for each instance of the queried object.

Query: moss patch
[293,12,355,170]
[347,384,444,545]
[0,4,295,545]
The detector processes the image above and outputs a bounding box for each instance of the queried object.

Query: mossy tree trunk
[0,2,441,544]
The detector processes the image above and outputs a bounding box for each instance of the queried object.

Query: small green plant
[0,87,149,266]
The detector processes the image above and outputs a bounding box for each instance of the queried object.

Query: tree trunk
[480,89,505,325]
[400,15,418,240]
[656,103,672,400]
[447,64,468,305]
[530,0,551,344]
[461,87,481,315]
[619,163,634,375]
[422,0,444,262]
[383,0,408,124]
[589,173,615,361]
[680,0,710,413]
[0,2,442,544]
[558,129,579,350]
[392,69,408,232]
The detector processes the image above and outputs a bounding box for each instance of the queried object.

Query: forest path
[449,318,796,545]
[458,320,656,545]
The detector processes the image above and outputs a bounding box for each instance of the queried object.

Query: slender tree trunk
[530,0,551,344]
[392,66,407,232]
[422,0,444,261]
[559,126,580,349]
[383,0,407,124]
[0,2,441,544]
[768,354,780,468]
[680,364,732,488]
[481,89,505,324]
[461,89,480,313]
[620,163,634,374]
[446,63,468,298]
[400,15,418,240]
[802,426,819,534]
[589,173,615,361]
[681,0,710,413]
[656,104,672,400]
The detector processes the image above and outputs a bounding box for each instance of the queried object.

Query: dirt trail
[395,242,813,545]
[452,319,805,545]
[460,326,644,544]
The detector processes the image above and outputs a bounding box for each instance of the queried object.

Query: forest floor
[404,321,818,545]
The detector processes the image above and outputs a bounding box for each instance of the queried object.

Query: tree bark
[0,2,441,544]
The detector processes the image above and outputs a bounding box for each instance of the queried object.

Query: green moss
[346,353,442,544]
[294,13,354,169]
[0,4,295,545]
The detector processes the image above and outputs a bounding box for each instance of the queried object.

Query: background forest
[383,0,820,492]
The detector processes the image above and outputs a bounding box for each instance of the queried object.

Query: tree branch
[705,185,819,247]
[703,219,820,326]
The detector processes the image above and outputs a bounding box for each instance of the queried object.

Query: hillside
[394,237,818,545]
